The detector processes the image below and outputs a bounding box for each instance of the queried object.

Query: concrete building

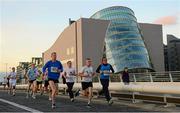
[16,62,30,83]
[164,45,169,71]
[139,23,165,72]
[43,18,109,72]
[43,6,165,73]
[166,35,180,71]
[32,57,43,68]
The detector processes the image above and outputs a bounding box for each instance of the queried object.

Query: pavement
[0,90,179,112]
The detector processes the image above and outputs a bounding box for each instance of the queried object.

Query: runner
[2,77,7,90]
[36,70,43,95]
[42,70,51,100]
[8,67,17,96]
[26,63,39,99]
[63,61,76,102]
[121,67,130,85]
[7,76,10,92]
[79,58,95,107]
[96,57,114,105]
[42,52,63,109]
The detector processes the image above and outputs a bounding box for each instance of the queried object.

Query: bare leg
[32,81,37,99]
[49,81,56,106]
[26,83,32,98]
[88,87,92,105]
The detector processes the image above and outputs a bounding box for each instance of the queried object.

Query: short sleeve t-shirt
[80,66,93,82]
[64,67,76,83]
[27,68,38,80]
[9,72,16,80]
[36,74,43,82]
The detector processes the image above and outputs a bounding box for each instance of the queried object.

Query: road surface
[0,90,179,112]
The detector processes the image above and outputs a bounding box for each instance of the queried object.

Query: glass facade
[91,6,153,72]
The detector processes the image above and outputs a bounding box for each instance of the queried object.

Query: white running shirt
[9,72,17,86]
[64,67,76,83]
[80,66,93,82]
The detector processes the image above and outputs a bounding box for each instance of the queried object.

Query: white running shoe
[70,98,74,102]
[32,95,36,99]
[49,97,52,101]
[108,99,113,106]
[52,104,56,109]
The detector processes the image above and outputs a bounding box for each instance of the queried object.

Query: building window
[67,48,70,55]
[71,47,74,54]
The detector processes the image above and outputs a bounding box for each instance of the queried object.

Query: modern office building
[43,6,165,73]
[91,6,153,72]
[165,35,180,71]
[164,45,169,71]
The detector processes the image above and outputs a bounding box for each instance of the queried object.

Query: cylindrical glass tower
[91,6,153,72]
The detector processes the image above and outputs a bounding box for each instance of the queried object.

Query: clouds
[153,15,178,25]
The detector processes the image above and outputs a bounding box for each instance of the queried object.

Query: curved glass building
[91,6,153,72]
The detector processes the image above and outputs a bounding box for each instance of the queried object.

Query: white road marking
[0,98,43,113]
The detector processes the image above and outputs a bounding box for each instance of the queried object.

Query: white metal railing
[2,71,180,106]
[16,71,180,85]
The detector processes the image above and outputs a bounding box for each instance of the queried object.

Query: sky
[0,0,180,72]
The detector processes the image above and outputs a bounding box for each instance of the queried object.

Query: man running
[26,63,39,99]
[42,52,63,109]
[36,70,43,95]
[96,57,114,105]
[8,67,17,96]
[7,76,10,91]
[63,61,76,102]
[79,58,95,107]
[2,77,7,90]
[42,70,51,98]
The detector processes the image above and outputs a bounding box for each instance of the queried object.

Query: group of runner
[40,52,115,109]
[4,51,130,109]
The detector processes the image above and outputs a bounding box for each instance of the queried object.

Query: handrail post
[149,74,153,82]
[169,73,173,82]
[133,74,137,82]
[98,76,100,83]
[120,74,123,82]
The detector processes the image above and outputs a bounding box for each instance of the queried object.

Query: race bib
[103,70,110,76]
[50,67,59,73]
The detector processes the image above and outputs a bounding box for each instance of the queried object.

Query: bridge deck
[0,90,179,112]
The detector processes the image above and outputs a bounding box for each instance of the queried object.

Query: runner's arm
[96,65,101,73]
[110,64,115,73]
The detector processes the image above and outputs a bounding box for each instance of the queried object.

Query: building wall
[43,21,77,69]
[43,18,109,72]
[139,23,165,72]
[81,18,110,70]
[167,35,180,71]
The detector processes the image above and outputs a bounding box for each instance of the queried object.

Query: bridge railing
[16,71,180,85]
[6,71,180,106]
[71,71,180,83]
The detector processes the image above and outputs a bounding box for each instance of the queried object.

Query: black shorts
[29,79,36,84]
[44,80,49,87]
[48,78,59,83]
[7,82,9,87]
[37,81,43,85]
[81,82,93,90]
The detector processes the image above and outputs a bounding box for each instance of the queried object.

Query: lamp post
[5,63,8,77]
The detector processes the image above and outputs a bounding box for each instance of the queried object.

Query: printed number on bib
[51,67,59,73]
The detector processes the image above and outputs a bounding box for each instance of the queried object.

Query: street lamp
[5,63,8,77]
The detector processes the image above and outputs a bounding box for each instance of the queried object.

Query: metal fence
[17,71,180,85]
[92,71,180,83]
